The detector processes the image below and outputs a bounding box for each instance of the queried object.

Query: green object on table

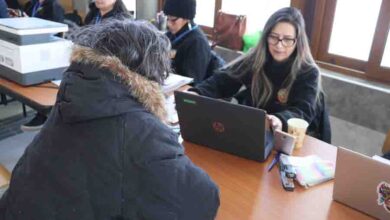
[242,31,262,53]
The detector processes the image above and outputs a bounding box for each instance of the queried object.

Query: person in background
[163,0,216,85]
[0,0,9,18]
[6,0,24,17]
[189,7,331,142]
[0,20,219,220]
[84,0,132,25]
[5,0,22,10]
[16,0,64,131]
[24,0,64,22]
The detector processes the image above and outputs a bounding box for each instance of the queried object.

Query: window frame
[311,0,390,83]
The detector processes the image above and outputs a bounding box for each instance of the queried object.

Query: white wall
[136,0,158,20]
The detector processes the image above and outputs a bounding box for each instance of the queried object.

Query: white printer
[0,17,72,85]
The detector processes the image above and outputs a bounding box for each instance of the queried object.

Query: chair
[382,129,390,154]
[213,45,244,63]
[318,92,331,144]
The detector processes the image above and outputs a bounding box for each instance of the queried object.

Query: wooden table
[0,78,58,114]
[183,136,374,220]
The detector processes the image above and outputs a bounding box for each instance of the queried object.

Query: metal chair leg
[22,104,26,117]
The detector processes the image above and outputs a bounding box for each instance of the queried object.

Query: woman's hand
[7,9,27,17]
[266,114,282,131]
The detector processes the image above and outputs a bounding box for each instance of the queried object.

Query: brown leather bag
[213,10,247,51]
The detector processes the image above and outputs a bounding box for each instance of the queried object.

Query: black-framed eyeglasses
[267,35,296,47]
[167,16,179,23]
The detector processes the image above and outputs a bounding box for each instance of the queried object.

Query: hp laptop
[174,91,273,162]
[333,147,390,219]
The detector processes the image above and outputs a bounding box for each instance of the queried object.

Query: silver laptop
[333,147,390,219]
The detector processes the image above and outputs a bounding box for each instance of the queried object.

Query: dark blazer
[191,63,331,143]
[167,23,213,85]
[24,0,64,22]
[0,47,220,220]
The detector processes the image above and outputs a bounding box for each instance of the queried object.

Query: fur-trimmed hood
[58,45,167,123]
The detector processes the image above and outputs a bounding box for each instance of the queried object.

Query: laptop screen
[174,91,274,162]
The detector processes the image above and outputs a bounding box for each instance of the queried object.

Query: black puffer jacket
[0,46,219,220]
[191,59,331,143]
[24,0,64,22]
[84,2,132,25]
[167,23,213,84]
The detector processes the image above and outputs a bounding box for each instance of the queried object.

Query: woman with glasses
[163,0,220,84]
[189,7,331,142]
[84,0,131,25]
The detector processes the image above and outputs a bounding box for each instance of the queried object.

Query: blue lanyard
[95,14,102,24]
[31,2,41,17]
[171,25,198,45]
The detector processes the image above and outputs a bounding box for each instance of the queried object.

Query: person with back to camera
[0,20,219,220]
[163,0,221,85]
[189,7,331,142]
[84,0,132,25]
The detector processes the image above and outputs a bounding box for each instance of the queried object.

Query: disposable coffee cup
[287,118,309,149]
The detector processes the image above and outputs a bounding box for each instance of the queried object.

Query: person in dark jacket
[189,7,331,142]
[0,0,8,18]
[0,20,219,220]
[24,0,64,22]
[17,0,65,131]
[164,0,215,85]
[84,0,131,25]
[5,0,21,10]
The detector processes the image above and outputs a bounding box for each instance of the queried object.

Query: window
[327,0,381,61]
[314,0,390,82]
[123,0,136,16]
[194,0,215,27]
[221,0,290,33]
[122,0,136,11]
[381,29,390,68]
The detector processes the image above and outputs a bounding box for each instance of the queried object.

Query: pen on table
[268,152,280,172]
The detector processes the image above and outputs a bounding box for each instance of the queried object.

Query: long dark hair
[71,20,171,84]
[112,0,129,15]
[227,7,320,107]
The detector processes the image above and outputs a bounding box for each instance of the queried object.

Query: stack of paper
[162,73,193,94]
[165,94,178,124]
[280,154,335,188]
